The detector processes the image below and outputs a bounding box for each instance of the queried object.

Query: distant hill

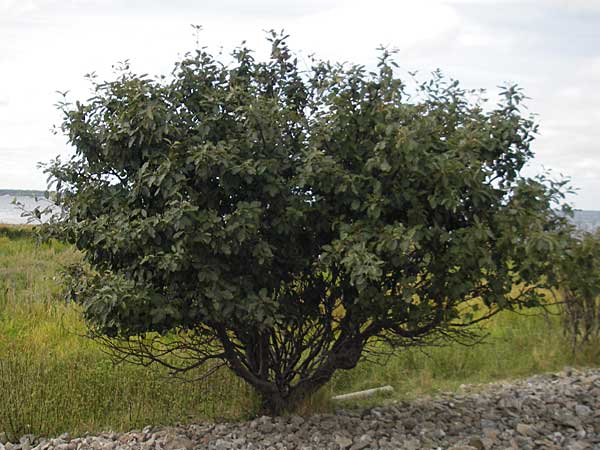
[571,210,600,232]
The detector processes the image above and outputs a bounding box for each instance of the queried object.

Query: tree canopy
[45,32,571,414]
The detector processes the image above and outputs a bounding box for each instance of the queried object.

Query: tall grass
[0,224,598,438]
[0,226,254,441]
[324,298,600,411]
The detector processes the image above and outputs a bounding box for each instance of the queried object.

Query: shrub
[559,230,600,347]
[43,32,571,414]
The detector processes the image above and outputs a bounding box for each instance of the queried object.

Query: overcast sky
[1,0,599,208]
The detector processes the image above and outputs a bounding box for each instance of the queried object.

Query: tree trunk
[254,336,366,415]
[256,377,326,415]
[258,392,290,416]
[217,325,367,416]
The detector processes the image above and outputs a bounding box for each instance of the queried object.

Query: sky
[1,0,599,209]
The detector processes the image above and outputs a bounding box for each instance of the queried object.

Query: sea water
[0,195,57,224]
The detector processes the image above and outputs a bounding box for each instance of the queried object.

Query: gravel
[1,367,599,449]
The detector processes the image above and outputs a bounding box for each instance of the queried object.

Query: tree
[45,32,571,414]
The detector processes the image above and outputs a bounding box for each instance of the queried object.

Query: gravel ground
[1,367,599,450]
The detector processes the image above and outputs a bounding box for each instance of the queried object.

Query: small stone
[575,404,592,417]
[370,408,384,419]
[232,437,246,447]
[288,415,305,428]
[516,423,535,436]
[469,436,493,450]
[559,415,583,429]
[311,431,323,445]
[377,437,390,448]
[334,435,353,449]
[433,429,446,439]
[552,432,564,444]
[349,441,371,450]
[163,436,195,450]
[515,435,534,449]
[403,418,417,430]
[566,442,591,450]
[54,444,72,450]
[403,437,420,450]
[469,437,485,450]
[482,428,498,441]
[217,438,232,450]
[0,434,7,445]
[213,424,229,435]
[480,419,498,430]
[320,419,337,432]
[258,422,274,434]
[481,438,495,450]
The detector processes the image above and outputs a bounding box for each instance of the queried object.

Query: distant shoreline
[1,191,599,230]
[0,189,48,197]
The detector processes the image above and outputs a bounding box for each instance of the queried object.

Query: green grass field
[0,225,598,440]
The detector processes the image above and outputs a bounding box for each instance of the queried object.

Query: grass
[318,298,600,413]
[0,224,598,439]
[327,310,597,407]
[0,226,254,441]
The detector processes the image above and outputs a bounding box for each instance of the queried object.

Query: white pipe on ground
[331,385,394,401]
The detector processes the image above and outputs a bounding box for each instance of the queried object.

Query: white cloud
[0,0,342,21]
[457,28,513,49]
[0,0,599,209]
[548,0,600,12]
[0,0,36,17]
[447,0,600,9]
[279,0,462,67]
[581,57,600,77]
[131,0,340,17]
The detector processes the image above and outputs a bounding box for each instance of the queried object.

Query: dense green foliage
[559,230,600,346]
[45,33,572,413]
